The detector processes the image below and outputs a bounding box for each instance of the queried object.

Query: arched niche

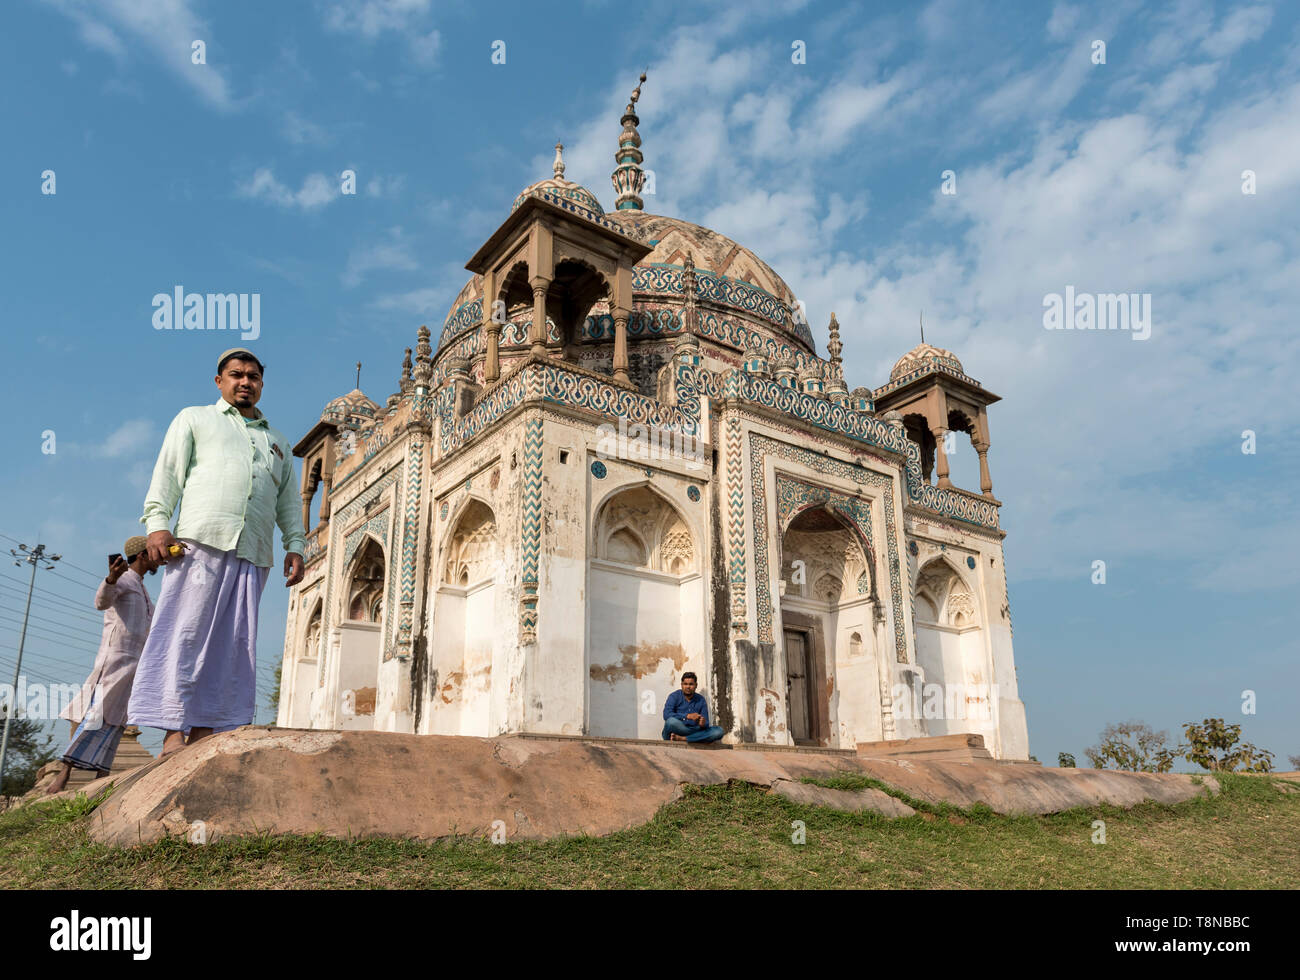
[587,485,704,739]
[430,497,500,736]
[345,536,386,623]
[912,555,990,739]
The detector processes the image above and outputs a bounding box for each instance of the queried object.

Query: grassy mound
[2,772,1296,889]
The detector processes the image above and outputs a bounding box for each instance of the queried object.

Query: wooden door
[784,628,812,743]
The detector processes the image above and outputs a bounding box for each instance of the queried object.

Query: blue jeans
[662,717,725,743]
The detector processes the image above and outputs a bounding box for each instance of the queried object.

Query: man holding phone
[47,537,160,794]
[127,349,305,757]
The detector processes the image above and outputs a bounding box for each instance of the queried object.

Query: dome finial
[612,72,649,211]
[553,141,565,179]
[919,310,925,345]
[827,313,844,379]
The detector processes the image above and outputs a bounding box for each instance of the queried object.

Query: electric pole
[0,542,61,792]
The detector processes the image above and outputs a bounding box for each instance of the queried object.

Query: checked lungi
[61,689,124,773]
[127,539,270,733]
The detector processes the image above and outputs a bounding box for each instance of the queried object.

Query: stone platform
[35,727,1220,847]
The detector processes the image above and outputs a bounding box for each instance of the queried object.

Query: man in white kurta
[47,536,160,793]
[128,348,305,756]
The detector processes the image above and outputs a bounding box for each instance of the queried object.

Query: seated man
[661,672,725,743]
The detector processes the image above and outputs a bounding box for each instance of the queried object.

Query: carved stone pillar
[932,426,952,488]
[529,279,550,354]
[975,440,993,496]
[484,322,502,382]
[300,492,312,534]
[612,307,630,384]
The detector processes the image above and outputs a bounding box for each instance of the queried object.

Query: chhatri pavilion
[276,78,1029,759]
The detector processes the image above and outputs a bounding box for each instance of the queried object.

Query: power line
[0,570,103,612]
[0,578,105,615]
[0,602,104,641]
[0,614,100,651]
[46,567,107,591]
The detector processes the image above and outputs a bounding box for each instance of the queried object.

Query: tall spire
[827,313,843,378]
[612,72,648,211]
[553,141,565,179]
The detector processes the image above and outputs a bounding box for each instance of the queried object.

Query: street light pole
[0,542,61,792]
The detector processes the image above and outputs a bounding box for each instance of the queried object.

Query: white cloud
[236,168,339,211]
[95,420,156,459]
[321,0,441,67]
[365,174,406,198]
[1201,4,1272,59]
[44,0,236,109]
[343,227,418,287]
[283,110,331,145]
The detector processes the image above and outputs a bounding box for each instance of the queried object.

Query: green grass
[2,773,1296,888]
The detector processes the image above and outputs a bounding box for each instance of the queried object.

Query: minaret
[825,313,848,403]
[553,141,565,179]
[612,72,648,211]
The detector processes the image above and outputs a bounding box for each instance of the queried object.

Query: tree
[0,710,60,797]
[1180,718,1273,773]
[1058,752,1076,768]
[1084,721,1175,772]
[1289,754,1299,770]
[267,663,282,715]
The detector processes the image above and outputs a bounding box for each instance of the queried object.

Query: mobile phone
[109,553,122,565]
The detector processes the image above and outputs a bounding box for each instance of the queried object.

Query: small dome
[321,388,381,424]
[511,142,604,216]
[889,342,965,381]
[511,177,604,216]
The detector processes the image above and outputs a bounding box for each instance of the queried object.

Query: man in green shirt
[127,349,306,757]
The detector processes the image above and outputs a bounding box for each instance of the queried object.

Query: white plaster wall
[829,598,882,747]
[587,565,687,739]
[457,582,496,734]
[428,589,465,734]
[336,621,380,731]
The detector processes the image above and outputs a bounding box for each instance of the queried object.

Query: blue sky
[1,0,1297,764]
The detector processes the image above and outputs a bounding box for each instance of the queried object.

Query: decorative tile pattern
[590,459,607,479]
[687,485,700,502]
[519,417,543,643]
[725,415,747,633]
[397,440,424,655]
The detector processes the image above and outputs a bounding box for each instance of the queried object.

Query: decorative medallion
[439,501,448,521]
[908,540,919,557]
[967,555,977,569]
[687,485,701,502]
[590,460,607,479]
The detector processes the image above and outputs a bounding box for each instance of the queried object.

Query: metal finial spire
[919,311,924,345]
[553,141,565,179]
[356,361,361,389]
[613,72,649,211]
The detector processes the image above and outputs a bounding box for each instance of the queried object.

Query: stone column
[300,492,312,534]
[932,425,952,488]
[975,440,993,496]
[612,307,630,384]
[529,278,550,355]
[484,322,502,382]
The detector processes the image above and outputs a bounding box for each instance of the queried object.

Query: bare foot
[670,733,687,741]
[45,764,72,795]
[160,730,187,757]
[187,726,214,745]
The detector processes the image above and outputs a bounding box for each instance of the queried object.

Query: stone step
[855,733,996,763]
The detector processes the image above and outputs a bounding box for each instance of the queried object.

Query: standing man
[47,538,161,794]
[661,672,725,743]
[128,349,305,757]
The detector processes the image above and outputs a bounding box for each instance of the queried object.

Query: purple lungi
[127,539,269,732]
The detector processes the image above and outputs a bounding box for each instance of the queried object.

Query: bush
[1058,752,1076,768]
[1084,721,1175,772]
[1180,718,1273,773]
